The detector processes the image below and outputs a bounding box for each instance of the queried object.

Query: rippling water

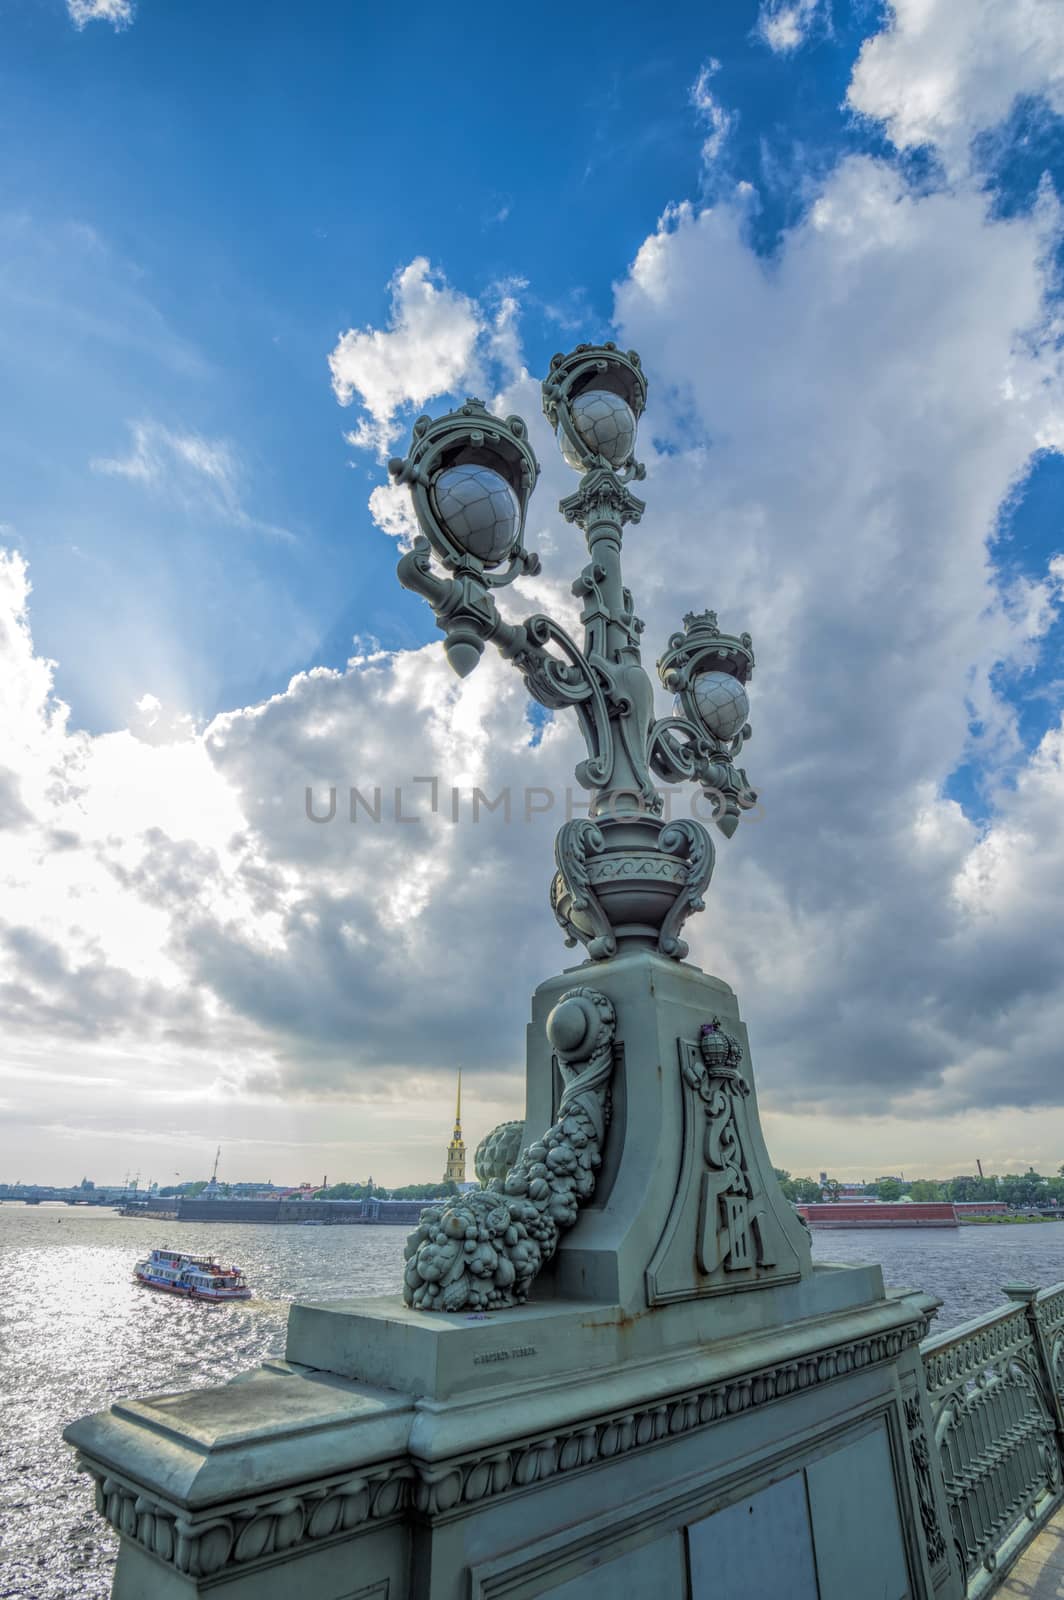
[0,1206,406,1600]
[4,1205,1064,1600]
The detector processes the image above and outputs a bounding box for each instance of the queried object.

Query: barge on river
[797,1201,959,1228]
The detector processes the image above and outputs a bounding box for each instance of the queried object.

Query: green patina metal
[390,343,757,968]
[922,1281,1064,1596]
[391,345,780,1314]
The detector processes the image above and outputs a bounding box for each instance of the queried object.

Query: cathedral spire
[444,1070,466,1184]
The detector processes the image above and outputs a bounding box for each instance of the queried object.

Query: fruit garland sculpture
[403,989,614,1312]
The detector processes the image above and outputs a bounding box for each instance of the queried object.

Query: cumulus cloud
[612,154,1064,1119]
[0,535,581,1177]
[755,0,826,55]
[9,2,1064,1183]
[67,0,133,29]
[0,769,31,831]
[92,421,294,542]
[328,259,484,458]
[6,111,1064,1177]
[329,262,531,514]
[848,0,1064,173]
[366,480,420,547]
[201,133,1064,1141]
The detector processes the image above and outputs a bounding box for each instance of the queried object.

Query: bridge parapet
[922,1280,1064,1595]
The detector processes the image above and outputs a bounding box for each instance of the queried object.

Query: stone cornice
[75,1307,931,1585]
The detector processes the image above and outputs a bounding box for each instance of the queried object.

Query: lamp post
[390,342,757,967]
[390,345,785,1314]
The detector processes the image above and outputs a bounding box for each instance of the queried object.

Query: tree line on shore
[773,1168,1064,1207]
[154,1180,463,1202]
[154,1169,1064,1209]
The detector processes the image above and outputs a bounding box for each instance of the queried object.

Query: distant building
[444,1073,466,1184]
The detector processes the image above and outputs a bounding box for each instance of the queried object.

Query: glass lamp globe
[692,671,750,742]
[560,389,636,470]
[432,465,520,566]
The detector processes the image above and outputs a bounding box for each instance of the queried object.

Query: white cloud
[11,2,1064,1187]
[8,108,1064,1183]
[485,279,528,385]
[755,0,825,54]
[848,0,1064,173]
[690,60,734,169]
[92,421,295,542]
[0,486,588,1161]
[95,424,231,488]
[67,0,134,29]
[613,156,1064,1122]
[329,262,529,509]
[366,480,419,547]
[131,691,197,747]
[328,259,484,459]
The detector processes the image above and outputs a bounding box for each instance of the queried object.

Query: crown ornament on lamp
[391,342,758,961]
[699,1016,746,1084]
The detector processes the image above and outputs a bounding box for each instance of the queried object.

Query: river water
[3,1205,1064,1600]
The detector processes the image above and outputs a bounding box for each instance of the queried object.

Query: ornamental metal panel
[922,1290,1064,1594]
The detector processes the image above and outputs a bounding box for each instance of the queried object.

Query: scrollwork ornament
[559,471,646,530]
[551,820,616,959]
[903,1394,949,1569]
[673,1017,790,1282]
[657,819,715,960]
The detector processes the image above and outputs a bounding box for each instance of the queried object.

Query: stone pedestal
[523,952,812,1310]
[65,956,963,1600]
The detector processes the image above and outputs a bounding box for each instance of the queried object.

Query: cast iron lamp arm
[646,714,758,838]
[395,534,619,795]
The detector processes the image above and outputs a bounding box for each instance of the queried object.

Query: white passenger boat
[134,1248,251,1301]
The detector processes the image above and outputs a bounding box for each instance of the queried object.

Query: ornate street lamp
[389,343,781,1314]
[390,342,758,968]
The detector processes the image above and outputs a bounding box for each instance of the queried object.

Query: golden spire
[445,1070,466,1184]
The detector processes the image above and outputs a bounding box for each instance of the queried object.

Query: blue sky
[7,0,1033,740]
[4,0,1064,1186]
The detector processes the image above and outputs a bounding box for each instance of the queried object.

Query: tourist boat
[133,1248,251,1301]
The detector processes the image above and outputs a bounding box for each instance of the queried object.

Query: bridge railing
[922,1282,1064,1596]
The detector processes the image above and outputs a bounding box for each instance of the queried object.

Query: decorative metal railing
[922,1283,1064,1596]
